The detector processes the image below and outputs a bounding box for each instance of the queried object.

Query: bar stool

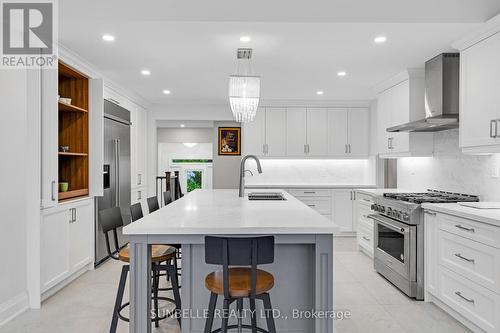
[203,236,277,333]
[163,190,173,206]
[99,207,181,333]
[147,196,160,213]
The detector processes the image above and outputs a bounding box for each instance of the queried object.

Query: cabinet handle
[307,204,316,207]
[303,191,316,194]
[348,144,351,154]
[455,291,474,304]
[455,224,475,233]
[497,120,500,138]
[350,191,353,200]
[138,190,142,201]
[304,144,308,154]
[387,138,390,149]
[138,173,142,185]
[362,236,370,241]
[51,180,56,201]
[69,208,76,223]
[424,211,436,216]
[307,144,310,154]
[362,198,371,203]
[490,120,497,138]
[454,253,475,263]
[353,191,356,200]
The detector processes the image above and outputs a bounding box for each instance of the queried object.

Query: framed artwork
[218,127,241,155]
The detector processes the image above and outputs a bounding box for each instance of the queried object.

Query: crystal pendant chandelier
[229,48,261,123]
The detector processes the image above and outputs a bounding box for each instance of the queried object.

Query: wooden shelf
[58,188,89,200]
[58,102,88,113]
[58,152,88,157]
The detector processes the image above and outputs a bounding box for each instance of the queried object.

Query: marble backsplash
[244,158,377,186]
[397,129,500,201]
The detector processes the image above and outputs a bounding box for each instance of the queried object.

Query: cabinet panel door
[130,104,139,188]
[348,108,369,156]
[332,190,354,232]
[265,108,286,156]
[307,108,328,155]
[40,68,59,208]
[243,107,266,155]
[460,32,500,148]
[41,209,70,292]
[69,201,93,272]
[390,81,410,153]
[286,108,307,156]
[136,105,147,187]
[327,108,348,156]
[89,79,104,197]
[377,91,392,154]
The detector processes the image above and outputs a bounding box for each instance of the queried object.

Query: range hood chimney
[387,53,460,132]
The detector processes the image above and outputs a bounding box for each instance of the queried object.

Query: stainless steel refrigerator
[95,100,131,266]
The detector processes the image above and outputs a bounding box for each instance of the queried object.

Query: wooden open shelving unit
[58,61,89,201]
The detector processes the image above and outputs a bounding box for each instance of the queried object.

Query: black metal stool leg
[204,292,218,333]
[165,264,182,326]
[236,298,243,333]
[262,293,276,333]
[152,263,160,328]
[221,298,230,333]
[110,265,129,333]
[249,297,257,333]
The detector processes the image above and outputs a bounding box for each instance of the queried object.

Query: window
[186,170,203,192]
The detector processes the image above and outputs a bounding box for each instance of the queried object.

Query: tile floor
[0,237,471,333]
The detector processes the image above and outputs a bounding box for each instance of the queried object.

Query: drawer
[287,189,331,197]
[439,266,500,333]
[436,212,500,249]
[438,230,500,293]
[296,196,332,215]
[357,224,374,256]
[358,216,373,231]
[356,192,373,206]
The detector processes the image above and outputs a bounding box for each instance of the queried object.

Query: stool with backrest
[147,195,160,213]
[163,190,173,206]
[99,206,181,332]
[204,236,276,333]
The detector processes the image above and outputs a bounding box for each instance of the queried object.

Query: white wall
[397,129,500,201]
[0,70,29,324]
[245,158,377,186]
[157,127,213,143]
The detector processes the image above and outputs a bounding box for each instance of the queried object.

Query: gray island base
[124,190,337,333]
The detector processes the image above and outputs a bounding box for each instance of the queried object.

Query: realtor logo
[1,0,57,68]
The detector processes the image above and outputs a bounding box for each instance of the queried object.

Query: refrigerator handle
[113,139,120,207]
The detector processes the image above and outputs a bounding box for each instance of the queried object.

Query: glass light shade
[229,75,261,123]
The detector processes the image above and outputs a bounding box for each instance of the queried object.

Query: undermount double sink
[247,192,287,201]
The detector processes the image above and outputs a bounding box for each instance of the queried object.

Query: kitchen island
[123,189,337,333]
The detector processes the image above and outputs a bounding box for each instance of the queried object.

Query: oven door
[369,214,417,281]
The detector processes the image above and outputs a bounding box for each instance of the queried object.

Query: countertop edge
[245,184,377,189]
[422,203,500,227]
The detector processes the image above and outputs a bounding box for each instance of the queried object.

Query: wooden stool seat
[118,244,176,263]
[205,267,274,298]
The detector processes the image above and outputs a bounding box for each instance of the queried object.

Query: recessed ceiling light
[240,36,251,42]
[316,90,324,95]
[102,34,115,42]
[180,124,185,128]
[163,89,171,95]
[374,36,387,44]
[337,71,347,77]
[141,69,151,76]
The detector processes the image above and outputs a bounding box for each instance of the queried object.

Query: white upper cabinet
[376,71,433,157]
[286,107,307,156]
[265,108,287,157]
[243,106,370,158]
[243,107,266,156]
[348,108,369,156]
[327,108,349,156]
[306,108,328,155]
[458,31,500,153]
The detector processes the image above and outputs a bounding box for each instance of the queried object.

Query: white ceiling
[59,1,500,105]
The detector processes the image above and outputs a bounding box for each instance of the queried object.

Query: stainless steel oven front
[370,214,419,297]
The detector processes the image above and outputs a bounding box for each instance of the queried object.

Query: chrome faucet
[239,155,262,197]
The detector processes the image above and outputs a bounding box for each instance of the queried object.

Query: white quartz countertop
[354,188,417,196]
[422,203,500,227]
[123,189,339,235]
[245,182,377,189]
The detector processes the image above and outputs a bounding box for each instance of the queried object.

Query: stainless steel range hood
[387,53,460,133]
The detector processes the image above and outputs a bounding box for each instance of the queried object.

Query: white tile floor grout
[0,237,470,333]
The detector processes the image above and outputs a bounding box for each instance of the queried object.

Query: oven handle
[368,214,409,234]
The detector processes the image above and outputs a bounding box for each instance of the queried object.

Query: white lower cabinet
[332,190,355,232]
[424,209,500,333]
[41,198,94,294]
[355,192,374,257]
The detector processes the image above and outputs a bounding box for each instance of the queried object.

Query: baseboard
[41,265,89,302]
[0,292,29,326]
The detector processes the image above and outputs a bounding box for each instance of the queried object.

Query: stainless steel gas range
[369,190,479,300]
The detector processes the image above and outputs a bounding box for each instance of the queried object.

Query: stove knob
[402,213,409,222]
[396,211,402,219]
[371,204,376,211]
[380,206,385,213]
